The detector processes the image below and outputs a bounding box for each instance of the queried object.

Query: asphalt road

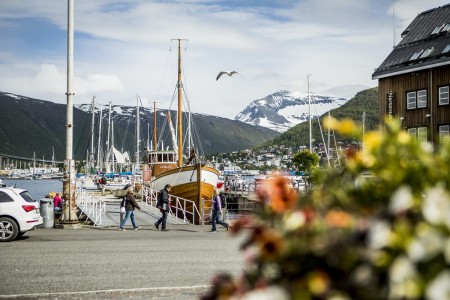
[0,225,245,299]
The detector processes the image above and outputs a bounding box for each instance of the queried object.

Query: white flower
[368,220,391,250]
[389,256,420,299]
[422,184,450,229]
[407,224,443,262]
[389,185,413,214]
[241,285,289,300]
[284,211,305,231]
[425,270,450,300]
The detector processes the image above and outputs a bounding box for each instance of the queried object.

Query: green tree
[292,150,319,174]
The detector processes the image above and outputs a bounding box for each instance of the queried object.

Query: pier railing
[141,186,201,224]
[75,187,106,226]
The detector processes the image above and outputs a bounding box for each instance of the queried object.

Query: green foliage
[205,118,450,300]
[292,150,319,173]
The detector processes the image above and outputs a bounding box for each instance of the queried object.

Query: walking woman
[210,189,229,232]
[119,187,141,231]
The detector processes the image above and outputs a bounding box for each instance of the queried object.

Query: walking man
[155,184,171,231]
[210,189,229,232]
[119,187,141,231]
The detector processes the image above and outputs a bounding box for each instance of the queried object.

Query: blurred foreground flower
[202,118,450,300]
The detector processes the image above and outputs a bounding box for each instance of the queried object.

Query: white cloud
[0,0,448,118]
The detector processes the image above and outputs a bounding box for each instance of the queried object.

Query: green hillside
[260,87,379,148]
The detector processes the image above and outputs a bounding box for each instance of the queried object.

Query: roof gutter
[372,60,450,79]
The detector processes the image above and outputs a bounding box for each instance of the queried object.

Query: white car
[0,187,43,242]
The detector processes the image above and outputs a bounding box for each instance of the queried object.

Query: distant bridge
[0,153,65,168]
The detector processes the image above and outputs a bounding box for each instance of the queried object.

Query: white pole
[63,0,78,223]
[97,105,103,171]
[106,102,112,173]
[308,75,312,152]
[135,96,140,183]
[89,96,95,172]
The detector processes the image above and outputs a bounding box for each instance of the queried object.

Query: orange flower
[257,229,284,261]
[229,215,254,235]
[324,210,354,228]
[268,175,298,213]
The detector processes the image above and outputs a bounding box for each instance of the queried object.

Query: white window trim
[420,47,434,58]
[439,125,450,140]
[410,49,424,60]
[417,90,428,108]
[443,44,450,54]
[407,92,417,109]
[439,86,449,105]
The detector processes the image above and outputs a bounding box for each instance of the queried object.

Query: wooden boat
[147,39,219,223]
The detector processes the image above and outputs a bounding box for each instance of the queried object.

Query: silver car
[0,187,43,242]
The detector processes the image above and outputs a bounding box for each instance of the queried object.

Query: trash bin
[40,198,55,228]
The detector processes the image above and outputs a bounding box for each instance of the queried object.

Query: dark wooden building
[372,4,450,145]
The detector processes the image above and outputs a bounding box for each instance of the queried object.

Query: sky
[1,0,449,119]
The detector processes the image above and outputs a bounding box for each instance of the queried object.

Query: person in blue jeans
[210,189,229,232]
[119,187,141,231]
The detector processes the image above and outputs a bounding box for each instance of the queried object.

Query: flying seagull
[216,71,240,81]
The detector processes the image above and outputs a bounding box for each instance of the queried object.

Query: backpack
[219,193,227,209]
[121,196,128,208]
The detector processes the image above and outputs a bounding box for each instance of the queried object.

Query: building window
[410,50,423,60]
[408,127,428,142]
[439,86,449,105]
[407,89,427,110]
[420,47,434,58]
[432,24,445,34]
[444,24,450,32]
[440,125,450,141]
[443,44,450,54]
[407,92,416,109]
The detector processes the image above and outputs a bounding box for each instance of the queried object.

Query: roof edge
[372,60,450,79]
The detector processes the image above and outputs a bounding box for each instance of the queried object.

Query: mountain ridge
[235,90,348,132]
[0,91,279,161]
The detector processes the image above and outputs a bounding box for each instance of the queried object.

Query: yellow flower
[307,270,330,296]
[338,119,358,136]
[323,116,340,130]
[363,131,382,152]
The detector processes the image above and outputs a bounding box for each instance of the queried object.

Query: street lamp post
[61,0,79,226]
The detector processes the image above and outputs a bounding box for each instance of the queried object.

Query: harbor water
[3,179,63,201]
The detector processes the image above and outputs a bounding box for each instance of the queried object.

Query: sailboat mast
[97,105,103,171]
[90,96,95,171]
[176,39,183,167]
[153,101,157,151]
[308,75,312,152]
[136,96,140,175]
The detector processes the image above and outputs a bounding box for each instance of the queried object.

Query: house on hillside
[372,4,450,145]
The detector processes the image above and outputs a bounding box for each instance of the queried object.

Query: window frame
[439,124,450,141]
[406,89,427,110]
[407,126,428,142]
[439,86,449,105]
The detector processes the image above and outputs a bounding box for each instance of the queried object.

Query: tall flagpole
[62,0,79,225]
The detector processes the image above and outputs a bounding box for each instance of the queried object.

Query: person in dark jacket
[210,189,229,232]
[119,187,141,231]
[155,184,171,231]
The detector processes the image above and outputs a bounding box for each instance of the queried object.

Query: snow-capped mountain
[235,90,348,132]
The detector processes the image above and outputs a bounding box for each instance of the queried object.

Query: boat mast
[308,75,312,152]
[176,39,183,167]
[105,101,112,173]
[153,101,157,151]
[97,104,103,171]
[89,96,95,172]
[135,95,140,177]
